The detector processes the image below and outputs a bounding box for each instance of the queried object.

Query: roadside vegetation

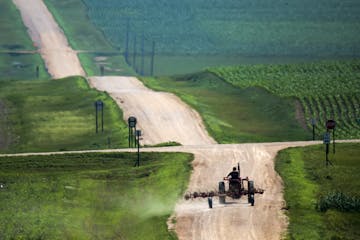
[275,143,360,239]
[0,77,128,153]
[0,152,192,239]
[141,72,310,143]
[210,60,360,139]
[0,0,48,80]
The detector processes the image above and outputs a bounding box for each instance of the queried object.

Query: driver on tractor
[227,167,241,198]
[227,167,240,181]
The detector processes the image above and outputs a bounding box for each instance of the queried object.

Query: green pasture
[141,72,309,143]
[0,77,128,153]
[0,152,192,239]
[210,60,360,139]
[0,0,48,80]
[275,143,360,239]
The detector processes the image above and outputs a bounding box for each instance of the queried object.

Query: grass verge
[0,0,48,80]
[141,71,310,143]
[0,152,193,239]
[0,77,128,153]
[275,143,360,239]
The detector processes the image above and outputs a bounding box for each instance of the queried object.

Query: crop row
[210,60,360,139]
[301,95,360,139]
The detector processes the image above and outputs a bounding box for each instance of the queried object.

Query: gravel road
[11,1,360,239]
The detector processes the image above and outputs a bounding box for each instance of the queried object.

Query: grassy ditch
[0,152,193,239]
[0,77,128,153]
[275,143,360,239]
[0,0,48,80]
[141,71,310,143]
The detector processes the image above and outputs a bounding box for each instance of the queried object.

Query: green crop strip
[0,152,193,239]
[275,143,360,239]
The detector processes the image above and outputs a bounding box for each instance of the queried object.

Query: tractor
[184,163,263,207]
[218,163,256,205]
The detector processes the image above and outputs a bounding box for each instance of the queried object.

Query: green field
[0,77,128,153]
[210,60,360,139]
[0,152,192,239]
[141,72,310,143]
[83,0,360,75]
[0,0,48,80]
[275,143,360,239]
[83,0,360,56]
[43,0,360,76]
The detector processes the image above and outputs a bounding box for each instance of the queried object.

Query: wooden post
[95,104,98,133]
[101,103,104,132]
[35,65,39,78]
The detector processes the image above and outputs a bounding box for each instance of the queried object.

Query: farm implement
[184,163,264,207]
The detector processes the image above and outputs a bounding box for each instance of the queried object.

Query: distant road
[12,0,85,78]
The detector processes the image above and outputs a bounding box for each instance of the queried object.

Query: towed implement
[184,163,264,207]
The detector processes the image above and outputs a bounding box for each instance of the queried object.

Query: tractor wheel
[248,181,255,205]
[249,195,255,206]
[208,197,213,208]
[219,181,226,204]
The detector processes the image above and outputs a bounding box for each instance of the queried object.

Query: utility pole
[35,65,39,78]
[311,118,316,140]
[150,41,155,76]
[141,32,145,76]
[125,19,130,64]
[135,130,142,167]
[133,34,137,73]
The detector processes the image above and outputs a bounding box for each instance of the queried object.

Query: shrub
[317,192,360,212]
